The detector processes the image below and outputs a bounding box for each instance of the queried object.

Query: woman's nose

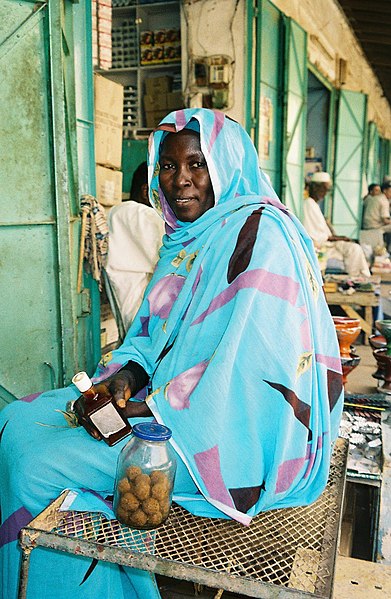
[174,164,191,187]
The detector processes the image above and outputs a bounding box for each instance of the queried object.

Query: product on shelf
[140,28,181,66]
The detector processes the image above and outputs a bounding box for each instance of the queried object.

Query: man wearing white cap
[302,172,370,277]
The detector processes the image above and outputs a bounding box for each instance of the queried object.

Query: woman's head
[148,108,280,230]
[158,129,215,222]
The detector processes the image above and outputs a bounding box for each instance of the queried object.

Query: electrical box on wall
[190,55,233,110]
[209,64,230,85]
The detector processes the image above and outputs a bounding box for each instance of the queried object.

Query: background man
[105,162,165,334]
[303,171,370,277]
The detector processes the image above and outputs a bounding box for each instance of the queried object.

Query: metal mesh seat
[18,438,348,599]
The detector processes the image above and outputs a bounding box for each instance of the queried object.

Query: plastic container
[113,422,176,529]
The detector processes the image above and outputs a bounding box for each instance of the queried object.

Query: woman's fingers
[108,374,132,408]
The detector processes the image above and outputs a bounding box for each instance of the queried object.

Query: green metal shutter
[366,121,380,184]
[333,90,367,238]
[281,18,307,218]
[0,0,99,408]
[253,0,284,194]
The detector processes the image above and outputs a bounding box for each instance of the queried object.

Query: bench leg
[18,544,33,599]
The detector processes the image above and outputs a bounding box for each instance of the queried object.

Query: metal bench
[18,438,348,599]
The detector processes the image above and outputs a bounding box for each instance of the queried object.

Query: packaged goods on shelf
[112,20,138,68]
[140,29,180,66]
[123,85,139,130]
[92,0,113,70]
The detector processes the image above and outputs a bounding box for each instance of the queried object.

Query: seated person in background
[302,171,370,277]
[362,183,391,232]
[0,109,343,599]
[106,161,165,331]
[381,180,391,252]
[362,182,382,202]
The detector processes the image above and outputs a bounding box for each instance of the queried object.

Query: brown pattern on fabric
[327,369,343,412]
[229,485,263,513]
[0,421,8,443]
[264,380,312,441]
[80,558,99,585]
[154,123,177,133]
[157,340,176,363]
[227,208,264,283]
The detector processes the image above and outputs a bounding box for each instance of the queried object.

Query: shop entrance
[305,71,332,213]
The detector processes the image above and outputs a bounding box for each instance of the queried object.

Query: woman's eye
[162,163,174,170]
[192,161,206,168]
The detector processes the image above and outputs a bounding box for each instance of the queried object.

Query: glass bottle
[72,371,132,446]
[113,422,177,529]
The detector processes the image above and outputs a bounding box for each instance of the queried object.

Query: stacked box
[143,76,184,128]
[95,74,124,205]
[96,165,123,206]
[92,0,113,70]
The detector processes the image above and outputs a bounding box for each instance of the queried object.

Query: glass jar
[113,422,177,529]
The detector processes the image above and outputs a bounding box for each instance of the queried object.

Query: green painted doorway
[0,0,100,408]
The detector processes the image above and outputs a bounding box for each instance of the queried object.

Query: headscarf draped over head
[147,108,285,232]
[101,108,343,524]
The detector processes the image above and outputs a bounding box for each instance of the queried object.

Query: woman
[0,109,343,599]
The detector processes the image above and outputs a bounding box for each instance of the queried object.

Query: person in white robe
[106,162,165,332]
[302,172,370,278]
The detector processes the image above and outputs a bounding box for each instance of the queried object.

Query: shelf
[113,2,179,12]
[98,63,180,75]
[140,62,181,70]
[105,67,138,73]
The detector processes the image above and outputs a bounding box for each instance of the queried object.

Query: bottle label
[90,402,126,438]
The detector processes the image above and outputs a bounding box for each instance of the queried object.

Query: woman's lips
[175,197,196,204]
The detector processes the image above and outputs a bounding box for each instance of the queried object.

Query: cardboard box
[144,93,167,112]
[145,75,172,96]
[96,165,123,206]
[145,110,167,129]
[94,74,123,169]
[166,91,183,110]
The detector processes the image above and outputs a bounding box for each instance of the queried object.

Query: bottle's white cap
[72,371,93,393]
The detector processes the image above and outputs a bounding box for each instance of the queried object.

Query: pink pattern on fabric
[92,362,122,383]
[304,450,317,478]
[194,445,235,507]
[207,111,225,152]
[165,360,209,410]
[275,456,306,494]
[175,110,187,129]
[300,317,311,350]
[148,274,186,319]
[192,265,203,296]
[20,392,42,403]
[262,195,289,213]
[315,353,342,373]
[192,269,300,325]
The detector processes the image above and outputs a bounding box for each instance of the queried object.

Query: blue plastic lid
[132,422,172,441]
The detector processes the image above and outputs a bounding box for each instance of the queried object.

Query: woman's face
[159,129,215,222]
